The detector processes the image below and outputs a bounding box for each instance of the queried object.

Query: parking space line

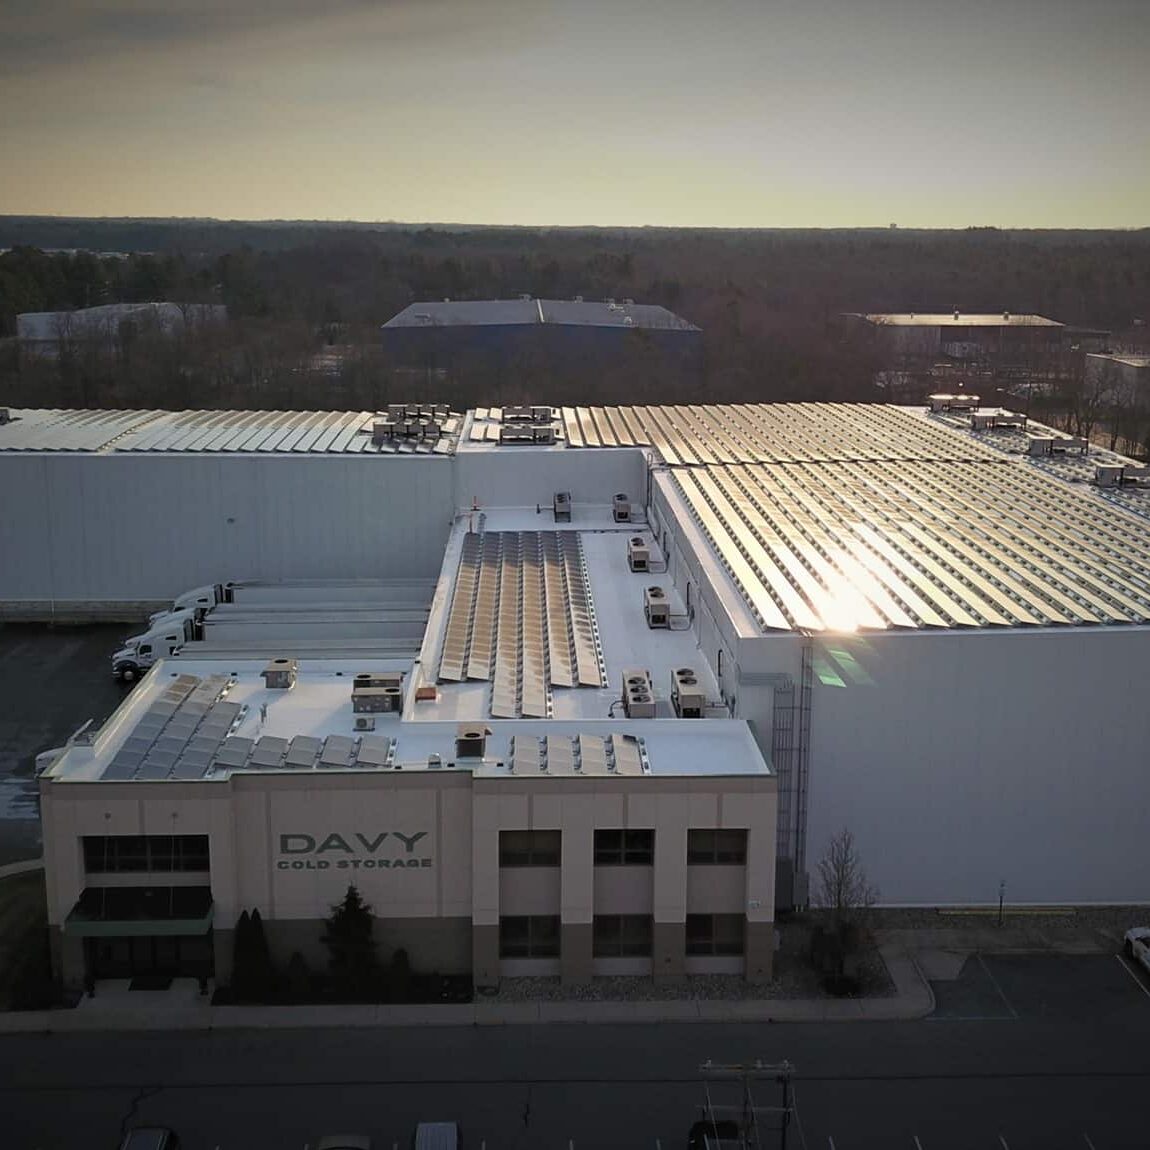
[1116,953,1150,1000]
[1083,1134,1097,1149]
[913,1137,924,1150]
[978,954,1019,1020]
[998,1136,1010,1150]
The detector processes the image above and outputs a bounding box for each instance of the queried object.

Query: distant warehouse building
[843,311,1081,399]
[381,298,702,399]
[16,301,226,358]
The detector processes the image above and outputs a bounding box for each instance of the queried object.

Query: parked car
[316,1137,372,1150]
[1124,927,1150,975]
[118,1130,180,1150]
[413,1121,460,1150]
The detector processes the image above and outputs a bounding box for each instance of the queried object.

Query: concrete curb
[0,858,44,881]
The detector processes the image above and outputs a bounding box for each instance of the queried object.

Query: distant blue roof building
[381,297,702,400]
[383,297,699,332]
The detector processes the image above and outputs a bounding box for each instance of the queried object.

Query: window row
[498,829,747,868]
[83,835,211,874]
[498,915,745,958]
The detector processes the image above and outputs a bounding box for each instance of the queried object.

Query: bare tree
[816,827,878,934]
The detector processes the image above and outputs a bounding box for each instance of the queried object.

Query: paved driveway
[0,624,133,864]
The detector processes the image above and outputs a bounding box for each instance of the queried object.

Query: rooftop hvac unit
[354,715,376,732]
[261,658,298,690]
[387,403,406,421]
[622,668,656,719]
[502,404,534,423]
[644,585,669,628]
[1051,436,1089,456]
[499,424,535,444]
[1027,436,1054,456]
[928,393,980,413]
[0,408,9,425]
[371,420,395,444]
[531,405,554,423]
[627,536,650,572]
[354,671,403,690]
[613,492,632,522]
[455,724,490,759]
[422,420,443,440]
[1095,463,1126,487]
[532,423,556,444]
[553,491,572,522]
[352,686,403,713]
[670,666,705,718]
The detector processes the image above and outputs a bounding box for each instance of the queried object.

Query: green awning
[64,885,213,937]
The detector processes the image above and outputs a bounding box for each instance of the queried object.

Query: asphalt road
[0,624,134,864]
[3,955,1150,1150]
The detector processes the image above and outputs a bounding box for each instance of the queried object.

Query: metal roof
[671,458,1150,632]
[852,313,1063,328]
[558,402,1009,464]
[382,299,698,332]
[0,408,462,455]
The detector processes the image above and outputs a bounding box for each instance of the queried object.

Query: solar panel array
[508,733,648,775]
[558,403,1008,465]
[209,731,395,772]
[102,674,240,780]
[675,459,1150,631]
[438,531,605,715]
[0,408,462,454]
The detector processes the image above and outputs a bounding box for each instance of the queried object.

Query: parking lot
[0,623,135,865]
[930,951,1150,1022]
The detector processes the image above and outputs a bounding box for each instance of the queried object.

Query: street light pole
[998,880,1006,927]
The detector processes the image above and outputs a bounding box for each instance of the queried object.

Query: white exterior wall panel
[0,455,454,608]
[805,628,1150,906]
[454,448,646,512]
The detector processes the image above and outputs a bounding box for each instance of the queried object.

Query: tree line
[1,222,1148,420]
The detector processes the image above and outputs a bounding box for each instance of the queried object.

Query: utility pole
[698,1059,796,1150]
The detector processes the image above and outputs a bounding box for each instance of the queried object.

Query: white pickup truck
[1124,927,1150,975]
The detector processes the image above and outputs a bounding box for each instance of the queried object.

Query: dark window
[499,830,561,867]
[593,829,654,866]
[686,914,745,957]
[593,915,653,957]
[83,835,210,874]
[138,644,152,656]
[687,829,747,865]
[499,915,561,958]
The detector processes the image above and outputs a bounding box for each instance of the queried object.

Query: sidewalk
[0,941,934,1033]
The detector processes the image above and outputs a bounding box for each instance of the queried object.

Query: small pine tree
[321,884,379,1000]
[231,909,253,999]
[248,908,277,999]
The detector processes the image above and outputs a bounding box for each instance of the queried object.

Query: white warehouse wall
[0,454,456,607]
[803,627,1150,906]
[454,447,647,512]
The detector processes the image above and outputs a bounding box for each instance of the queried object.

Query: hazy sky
[1,0,1147,227]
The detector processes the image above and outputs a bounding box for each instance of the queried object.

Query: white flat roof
[413,517,724,722]
[46,658,769,784]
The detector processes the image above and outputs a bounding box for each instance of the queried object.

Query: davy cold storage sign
[277,831,431,872]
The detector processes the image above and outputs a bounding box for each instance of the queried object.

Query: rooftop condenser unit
[644,586,669,628]
[613,493,631,522]
[622,668,656,718]
[627,536,650,573]
[553,491,572,522]
[670,667,705,718]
